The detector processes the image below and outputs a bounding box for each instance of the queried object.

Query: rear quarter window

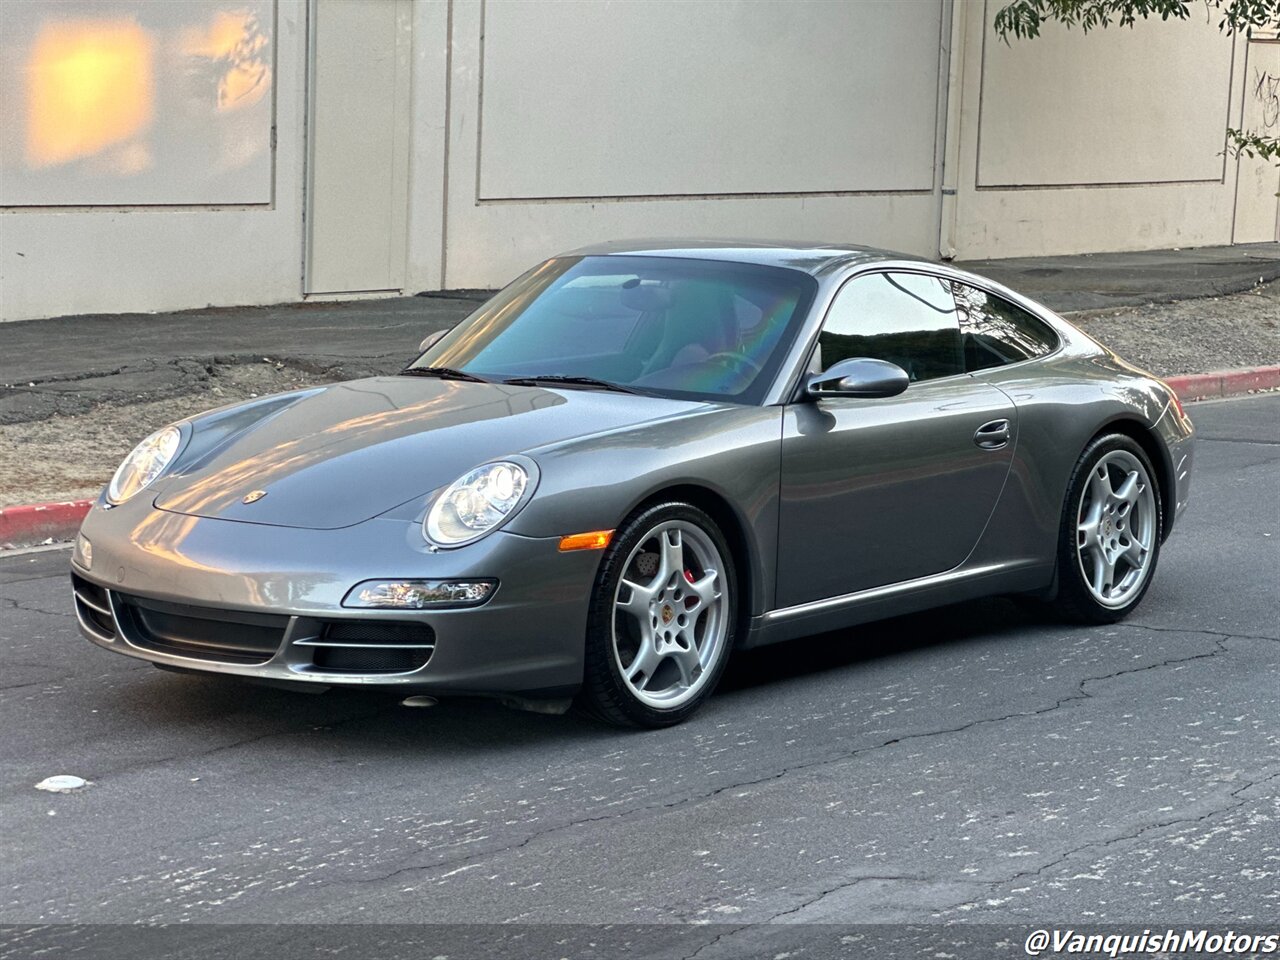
[952,282,1060,372]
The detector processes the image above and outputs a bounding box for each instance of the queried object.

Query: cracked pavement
[0,396,1277,948]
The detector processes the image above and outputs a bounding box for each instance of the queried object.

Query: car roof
[561,239,933,277]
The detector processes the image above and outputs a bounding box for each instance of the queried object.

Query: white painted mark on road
[35,775,87,793]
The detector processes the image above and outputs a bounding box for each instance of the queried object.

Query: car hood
[154,377,703,529]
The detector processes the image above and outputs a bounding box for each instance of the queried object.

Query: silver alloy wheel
[1075,449,1157,608]
[611,520,730,709]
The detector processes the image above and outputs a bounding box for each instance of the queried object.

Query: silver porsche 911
[72,242,1194,727]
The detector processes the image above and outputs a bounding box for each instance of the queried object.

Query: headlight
[106,425,183,505]
[425,459,536,546]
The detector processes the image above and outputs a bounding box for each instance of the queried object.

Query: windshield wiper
[502,375,641,395]
[400,366,491,383]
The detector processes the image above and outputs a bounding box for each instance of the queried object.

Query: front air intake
[297,621,436,675]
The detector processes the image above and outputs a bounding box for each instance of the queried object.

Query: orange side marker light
[558,529,614,552]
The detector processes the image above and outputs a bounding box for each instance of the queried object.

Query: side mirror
[807,357,909,399]
[418,328,448,354]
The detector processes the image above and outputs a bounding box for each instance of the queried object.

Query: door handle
[974,419,1011,449]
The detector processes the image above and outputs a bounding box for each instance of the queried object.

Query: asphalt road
[1,395,1277,957]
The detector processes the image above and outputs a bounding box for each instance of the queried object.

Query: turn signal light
[558,529,614,552]
[74,533,92,570]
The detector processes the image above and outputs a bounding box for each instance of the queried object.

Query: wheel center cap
[660,604,675,625]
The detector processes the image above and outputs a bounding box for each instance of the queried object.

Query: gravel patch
[1072,280,1280,376]
[0,363,339,508]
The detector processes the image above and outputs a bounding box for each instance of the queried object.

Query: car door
[775,270,1017,609]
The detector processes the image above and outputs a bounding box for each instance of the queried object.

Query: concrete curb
[1165,365,1280,402]
[0,499,93,550]
[1,363,1278,550]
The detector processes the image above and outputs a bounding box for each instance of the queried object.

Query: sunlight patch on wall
[0,1,275,206]
[26,19,154,169]
[180,9,271,113]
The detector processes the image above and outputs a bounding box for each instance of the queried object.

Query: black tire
[1050,433,1163,624]
[576,501,738,728]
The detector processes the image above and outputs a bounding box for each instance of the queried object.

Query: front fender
[508,405,784,617]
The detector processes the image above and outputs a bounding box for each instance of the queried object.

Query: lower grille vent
[321,622,436,647]
[71,574,116,641]
[299,621,436,674]
[312,646,431,673]
[114,594,289,665]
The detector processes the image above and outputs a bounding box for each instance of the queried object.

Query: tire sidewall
[1057,433,1164,622]
[581,501,739,727]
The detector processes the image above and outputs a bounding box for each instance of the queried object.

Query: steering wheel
[704,351,763,379]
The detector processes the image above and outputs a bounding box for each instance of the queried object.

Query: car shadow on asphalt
[98,594,1053,755]
[720,594,1047,694]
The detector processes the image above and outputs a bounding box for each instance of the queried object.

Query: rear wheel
[578,502,737,728]
[1051,434,1163,624]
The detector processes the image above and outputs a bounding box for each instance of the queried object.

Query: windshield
[409,255,817,404]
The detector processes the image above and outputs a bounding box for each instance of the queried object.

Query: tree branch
[992,0,1279,41]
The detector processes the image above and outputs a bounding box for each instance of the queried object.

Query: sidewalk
[955,241,1280,313]
[1,242,1278,536]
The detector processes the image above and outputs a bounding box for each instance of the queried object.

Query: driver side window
[818,272,964,383]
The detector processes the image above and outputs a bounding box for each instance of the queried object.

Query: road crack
[1125,620,1279,643]
[766,874,929,921]
[938,767,1280,917]
[340,633,1234,892]
[2,596,75,619]
[0,571,70,587]
[680,924,752,960]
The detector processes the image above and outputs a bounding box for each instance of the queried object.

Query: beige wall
[1,0,1275,322]
[436,0,950,290]
[976,13,1233,187]
[1233,35,1280,243]
[479,0,942,198]
[946,0,1271,258]
[304,0,412,294]
[1,0,308,321]
[0,1,276,207]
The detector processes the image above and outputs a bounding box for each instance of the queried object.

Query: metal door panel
[776,376,1015,608]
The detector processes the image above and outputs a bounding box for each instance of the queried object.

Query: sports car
[71,242,1194,727]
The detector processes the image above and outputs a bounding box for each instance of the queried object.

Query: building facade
[1,0,1277,322]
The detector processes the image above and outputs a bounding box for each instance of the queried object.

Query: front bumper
[72,503,601,695]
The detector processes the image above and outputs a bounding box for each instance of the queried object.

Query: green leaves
[1218,0,1280,31]
[992,0,1279,41]
[1227,128,1280,162]
[993,1,1280,171]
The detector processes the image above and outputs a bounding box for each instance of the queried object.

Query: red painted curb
[1166,365,1280,402]
[0,500,93,548]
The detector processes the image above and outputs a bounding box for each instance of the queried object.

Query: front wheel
[578,502,738,728]
[1051,434,1163,624]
